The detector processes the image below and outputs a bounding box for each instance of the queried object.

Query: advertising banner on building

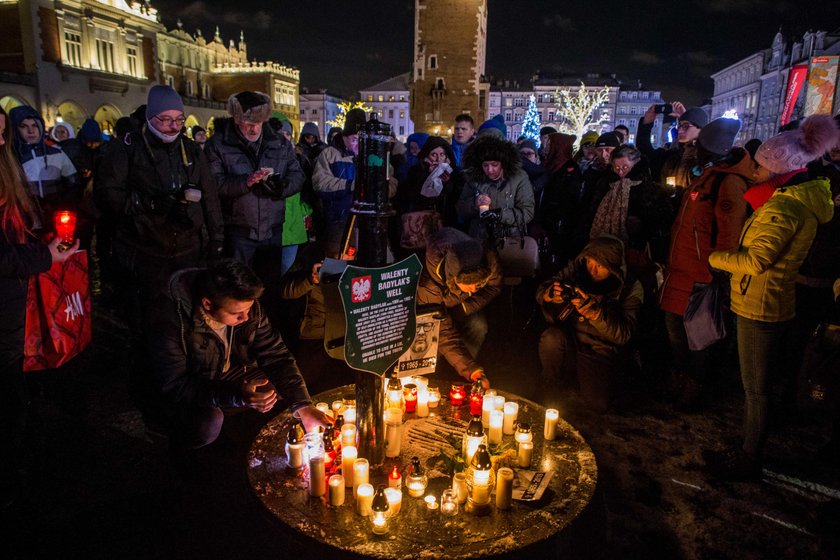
[780,64,809,126]
[339,255,422,376]
[804,56,839,117]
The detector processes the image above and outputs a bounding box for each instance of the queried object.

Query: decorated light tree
[553,83,611,146]
[327,101,373,129]
[521,95,542,147]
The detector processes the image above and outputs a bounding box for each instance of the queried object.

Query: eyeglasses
[612,164,632,172]
[677,123,697,131]
[154,115,186,127]
[417,323,434,333]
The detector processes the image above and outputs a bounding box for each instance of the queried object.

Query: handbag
[797,323,840,414]
[400,210,443,249]
[23,250,92,371]
[683,272,730,351]
[497,235,539,278]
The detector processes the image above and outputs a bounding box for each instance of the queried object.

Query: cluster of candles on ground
[283,375,562,535]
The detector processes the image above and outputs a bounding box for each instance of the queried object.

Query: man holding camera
[537,235,643,412]
[205,91,304,265]
[96,85,224,313]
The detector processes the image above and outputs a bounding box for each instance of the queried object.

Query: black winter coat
[95,128,224,259]
[145,268,312,409]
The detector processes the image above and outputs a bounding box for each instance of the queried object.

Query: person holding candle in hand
[0,106,80,507]
[537,234,644,413]
[139,259,331,463]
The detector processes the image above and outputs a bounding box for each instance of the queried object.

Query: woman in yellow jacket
[706,115,839,480]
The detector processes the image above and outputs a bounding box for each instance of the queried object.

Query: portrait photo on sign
[396,313,440,376]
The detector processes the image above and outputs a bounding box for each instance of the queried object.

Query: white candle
[341,424,357,447]
[285,442,304,469]
[472,470,491,504]
[384,487,402,516]
[331,400,343,415]
[428,388,441,408]
[414,376,429,392]
[407,480,426,498]
[308,455,325,497]
[544,408,559,440]
[341,446,357,487]
[384,408,402,458]
[344,405,357,424]
[452,472,468,504]
[518,441,533,468]
[356,483,374,516]
[503,402,519,435]
[488,410,504,444]
[329,475,345,506]
[495,467,514,510]
[315,402,330,416]
[493,395,505,411]
[424,495,438,510]
[416,389,429,418]
[353,458,369,497]
[482,397,494,428]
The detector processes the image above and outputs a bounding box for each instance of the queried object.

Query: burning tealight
[384,487,402,516]
[329,475,345,506]
[341,445,357,487]
[424,495,439,510]
[440,489,458,516]
[544,408,559,441]
[331,400,343,416]
[428,387,441,408]
[388,465,402,489]
[449,384,466,406]
[341,424,357,447]
[503,401,519,435]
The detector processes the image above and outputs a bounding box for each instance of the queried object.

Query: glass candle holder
[428,387,441,408]
[466,445,494,516]
[544,408,559,440]
[424,495,439,510]
[303,431,324,464]
[353,458,370,497]
[416,389,430,418]
[384,408,403,458]
[388,464,402,489]
[371,486,390,534]
[406,456,427,498]
[343,400,357,424]
[517,440,533,468]
[341,423,357,448]
[285,420,305,469]
[488,410,504,445]
[331,400,344,416]
[449,384,466,407]
[341,445,357,487]
[514,422,533,444]
[315,402,331,417]
[462,415,486,466]
[403,383,418,413]
[469,384,485,417]
[356,483,374,516]
[440,489,459,516]
[54,210,77,244]
[386,373,405,413]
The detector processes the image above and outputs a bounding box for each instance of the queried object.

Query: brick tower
[409,0,488,135]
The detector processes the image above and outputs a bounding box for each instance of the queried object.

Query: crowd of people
[2,84,840,505]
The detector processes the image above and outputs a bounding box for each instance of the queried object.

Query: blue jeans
[736,315,791,458]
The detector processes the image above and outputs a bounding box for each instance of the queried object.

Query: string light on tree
[521,94,542,148]
[553,83,611,147]
[326,101,373,129]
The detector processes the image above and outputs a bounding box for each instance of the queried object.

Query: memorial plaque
[339,254,422,375]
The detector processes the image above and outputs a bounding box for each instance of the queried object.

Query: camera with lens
[549,281,591,321]
[479,208,506,244]
[252,173,288,200]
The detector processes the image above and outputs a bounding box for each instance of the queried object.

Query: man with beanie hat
[659,115,751,411]
[637,101,708,194]
[95,85,224,325]
[477,114,507,139]
[706,114,839,480]
[312,108,367,239]
[205,90,304,267]
[574,131,600,174]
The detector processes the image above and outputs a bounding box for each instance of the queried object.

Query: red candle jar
[403,383,418,413]
[449,384,466,407]
[469,391,484,416]
[54,211,77,244]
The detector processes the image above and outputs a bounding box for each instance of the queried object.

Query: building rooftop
[359,72,411,93]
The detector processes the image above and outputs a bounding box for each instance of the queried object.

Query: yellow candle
[341,446,357,487]
[353,458,369,497]
[518,441,533,468]
[407,480,426,498]
[482,397,494,428]
[416,389,430,418]
[493,395,505,411]
[488,410,504,444]
[503,402,519,435]
[315,402,330,416]
[341,423,357,447]
[356,483,374,516]
[331,400,343,415]
[544,408,559,440]
[428,388,441,408]
[308,455,325,497]
[384,487,402,516]
[344,405,357,424]
[495,467,514,510]
[329,475,345,506]
[452,472,468,504]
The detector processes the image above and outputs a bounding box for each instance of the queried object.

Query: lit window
[126,46,138,77]
[399,110,405,118]
[367,95,373,102]
[378,95,384,102]
[64,31,82,67]
[399,95,406,101]
[389,95,395,101]
[96,38,116,73]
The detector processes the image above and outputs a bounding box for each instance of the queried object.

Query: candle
[384,487,402,516]
[440,489,458,516]
[329,475,345,506]
[544,408,559,441]
[449,384,466,406]
[331,400,343,416]
[482,397,494,428]
[485,389,497,398]
[428,387,441,408]
[407,480,426,498]
[356,483,374,516]
[518,441,533,468]
[54,210,77,244]
[416,389,430,418]
[384,408,403,458]
[424,495,438,510]
[495,467,514,510]
[286,441,304,469]
[353,458,369,497]
[414,376,429,392]
[469,389,484,416]
[493,395,505,411]
[403,384,417,413]
[343,404,357,424]
[666,176,677,188]
[452,472,468,504]
[503,402,519,435]
[388,465,402,489]
[514,422,533,444]
[341,424,357,447]
[341,446,357,487]
[315,402,330,416]
[488,410,504,444]
[308,454,325,497]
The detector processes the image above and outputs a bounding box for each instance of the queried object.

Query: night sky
[155,0,840,105]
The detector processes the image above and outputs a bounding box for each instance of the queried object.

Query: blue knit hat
[478,114,507,138]
[146,85,184,120]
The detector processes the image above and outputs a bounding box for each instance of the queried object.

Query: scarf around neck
[590,177,640,243]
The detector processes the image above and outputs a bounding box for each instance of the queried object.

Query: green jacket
[709,177,834,322]
[282,192,311,246]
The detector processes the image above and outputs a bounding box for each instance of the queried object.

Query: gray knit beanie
[146,85,184,120]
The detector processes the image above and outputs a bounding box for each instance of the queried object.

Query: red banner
[781,64,809,126]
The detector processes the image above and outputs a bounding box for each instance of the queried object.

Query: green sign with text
[339,255,422,376]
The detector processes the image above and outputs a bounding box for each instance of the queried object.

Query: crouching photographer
[536,235,644,412]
